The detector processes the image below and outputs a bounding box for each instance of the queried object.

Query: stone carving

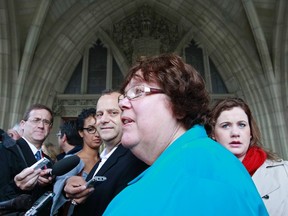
[112,4,181,64]
[53,4,183,118]
[53,96,99,117]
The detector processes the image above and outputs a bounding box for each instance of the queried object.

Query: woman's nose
[118,97,131,110]
[231,126,240,137]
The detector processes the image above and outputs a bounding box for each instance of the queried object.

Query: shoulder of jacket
[114,144,130,156]
[264,159,288,168]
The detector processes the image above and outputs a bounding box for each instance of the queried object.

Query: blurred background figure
[42,142,60,163]
[56,120,83,161]
[206,97,288,216]
[7,123,23,140]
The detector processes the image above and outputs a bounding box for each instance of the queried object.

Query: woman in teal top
[104,53,268,215]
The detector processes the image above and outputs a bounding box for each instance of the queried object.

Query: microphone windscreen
[52,155,80,176]
[0,194,33,210]
[12,194,33,209]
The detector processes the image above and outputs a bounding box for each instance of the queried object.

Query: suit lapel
[17,138,53,168]
[86,160,101,181]
[95,144,128,176]
[17,138,37,166]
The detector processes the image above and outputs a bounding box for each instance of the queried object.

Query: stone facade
[0,0,287,159]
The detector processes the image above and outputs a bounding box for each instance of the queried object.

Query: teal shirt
[104,125,268,216]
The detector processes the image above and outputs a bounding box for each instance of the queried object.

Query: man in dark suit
[63,91,148,216]
[0,104,54,215]
[56,120,83,161]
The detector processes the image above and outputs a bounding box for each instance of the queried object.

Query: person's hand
[38,168,53,186]
[14,167,41,190]
[64,176,94,204]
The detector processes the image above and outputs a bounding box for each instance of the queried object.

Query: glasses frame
[28,118,52,127]
[118,85,164,102]
[83,127,97,134]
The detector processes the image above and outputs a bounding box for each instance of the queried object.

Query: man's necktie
[35,150,41,161]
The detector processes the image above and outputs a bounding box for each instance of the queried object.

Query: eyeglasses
[56,132,61,137]
[118,85,164,102]
[28,118,52,127]
[83,126,97,134]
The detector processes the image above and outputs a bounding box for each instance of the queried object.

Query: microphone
[49,155,80,177]
[0,156,80,213]
[24,155,80,215]
[0,194,32,210]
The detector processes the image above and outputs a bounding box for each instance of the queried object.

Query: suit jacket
[0,136,53,215]
[73,144,148,216]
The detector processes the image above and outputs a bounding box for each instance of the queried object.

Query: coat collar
[86,144,128,180]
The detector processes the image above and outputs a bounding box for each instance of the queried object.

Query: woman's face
[118,70,182,165]
[79,116,102,150]
[213,107,252,161]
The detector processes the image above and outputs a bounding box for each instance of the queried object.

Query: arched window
[185,40,228,94]
[64,39,123,94]
[54,38,232,126]
[64,59,82,94]
[87,40,107,93]
[66,41,229,95]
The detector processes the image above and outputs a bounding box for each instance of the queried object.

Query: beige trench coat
[252,159,288,216]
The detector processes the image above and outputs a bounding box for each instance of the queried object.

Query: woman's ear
[175,112,185,120]
[78,130,84,138]
[211,132,216,141]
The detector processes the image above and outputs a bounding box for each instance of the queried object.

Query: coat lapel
[85,144,128,181]
[17,138,37,166]
[17,138,53,168]
[94,144,128,177]
[252,161,282,197]
[86,160,101,180]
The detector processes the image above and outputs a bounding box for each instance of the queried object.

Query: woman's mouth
[121,117,134,125]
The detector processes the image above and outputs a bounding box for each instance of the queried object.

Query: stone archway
[2,0,287,158]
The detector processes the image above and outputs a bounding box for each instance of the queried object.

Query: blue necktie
[35,151,41,161]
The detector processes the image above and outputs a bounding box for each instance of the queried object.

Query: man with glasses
[56,120,83,161]
[62,90,148,216]
[0,104,54,215]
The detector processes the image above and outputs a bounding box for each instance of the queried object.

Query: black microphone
[24,156,80,215]
[0,194,32,210]
[49,155,80,177]
[0,156,80,213]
